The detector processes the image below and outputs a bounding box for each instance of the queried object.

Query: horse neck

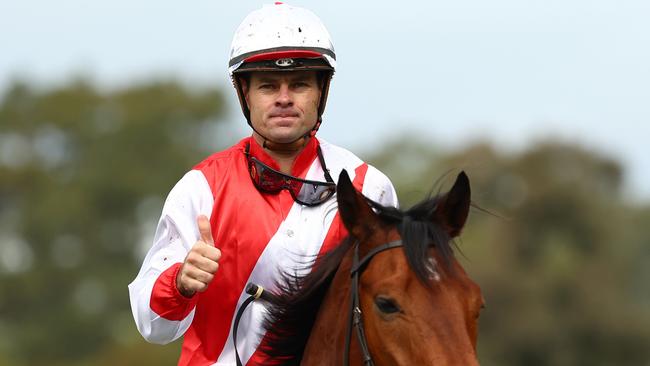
[301,244,356,365]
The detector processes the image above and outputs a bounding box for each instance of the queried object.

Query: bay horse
[259,170,484,365]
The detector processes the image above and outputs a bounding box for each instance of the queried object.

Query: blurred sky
[1,0,649,201]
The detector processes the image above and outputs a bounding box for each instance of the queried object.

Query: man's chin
[255,130,307,144]
[268,134,303,144]
[270,126,311,141]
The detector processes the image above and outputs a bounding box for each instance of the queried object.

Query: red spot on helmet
[275,2,283,4]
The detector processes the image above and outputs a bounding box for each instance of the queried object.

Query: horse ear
[434,171,471,238]
[337,170,377,238]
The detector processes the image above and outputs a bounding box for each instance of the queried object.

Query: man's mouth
[270,113,299,118]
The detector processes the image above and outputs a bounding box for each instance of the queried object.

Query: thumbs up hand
[176,215,222,298]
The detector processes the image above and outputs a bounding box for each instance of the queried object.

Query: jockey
[128,3,398,365]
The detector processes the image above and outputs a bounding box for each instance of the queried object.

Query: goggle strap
[317,146,334,183]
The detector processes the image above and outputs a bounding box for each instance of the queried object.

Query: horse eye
[375,296,401,314]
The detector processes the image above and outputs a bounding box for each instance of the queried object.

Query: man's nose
[275,84,293,107]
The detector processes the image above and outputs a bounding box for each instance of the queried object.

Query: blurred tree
[365,135,650,366]
[0,79,227,365]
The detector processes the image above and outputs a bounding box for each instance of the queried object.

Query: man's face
[242,71,322,144]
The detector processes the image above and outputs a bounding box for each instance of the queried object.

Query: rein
[233,283,277,366]
[343,239,403,366]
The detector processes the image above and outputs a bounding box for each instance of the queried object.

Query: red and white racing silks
[128,136,398,365]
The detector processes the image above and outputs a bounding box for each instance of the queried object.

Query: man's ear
[337,170,379,239]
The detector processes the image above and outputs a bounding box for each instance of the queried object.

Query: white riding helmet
[229,3,336,132]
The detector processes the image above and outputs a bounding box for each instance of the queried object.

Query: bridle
[343,239,403,366]
[233,239,404,366]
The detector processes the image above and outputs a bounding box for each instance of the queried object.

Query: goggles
[245,143,336,206]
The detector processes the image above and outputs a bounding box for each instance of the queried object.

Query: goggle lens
[248,156,335,206]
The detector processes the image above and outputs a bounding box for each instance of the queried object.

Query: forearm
[128,262,196,344]
[128,169,214,343]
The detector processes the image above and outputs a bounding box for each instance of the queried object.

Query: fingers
[177,273,210,296]
[185,246,220,273]
[197,215,213,245]
[193,242,221,262]
[177,253,219,298]
[181,265,215,289]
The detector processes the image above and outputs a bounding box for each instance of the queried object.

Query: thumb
[197,215,214,245]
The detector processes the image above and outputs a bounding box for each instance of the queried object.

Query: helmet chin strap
[250,117,322,153]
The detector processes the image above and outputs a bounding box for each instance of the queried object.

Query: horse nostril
[374,296,401,315]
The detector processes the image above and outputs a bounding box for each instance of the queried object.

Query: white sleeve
[128,170,213,344]
[362,165,399,208]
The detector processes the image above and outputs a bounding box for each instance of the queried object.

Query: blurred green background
[0,79,648,366]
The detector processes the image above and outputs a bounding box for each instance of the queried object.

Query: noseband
[343,239,403,366]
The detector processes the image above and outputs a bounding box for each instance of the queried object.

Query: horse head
[327,170,484,365]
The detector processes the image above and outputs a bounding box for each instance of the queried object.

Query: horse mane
[259,193,457,365]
